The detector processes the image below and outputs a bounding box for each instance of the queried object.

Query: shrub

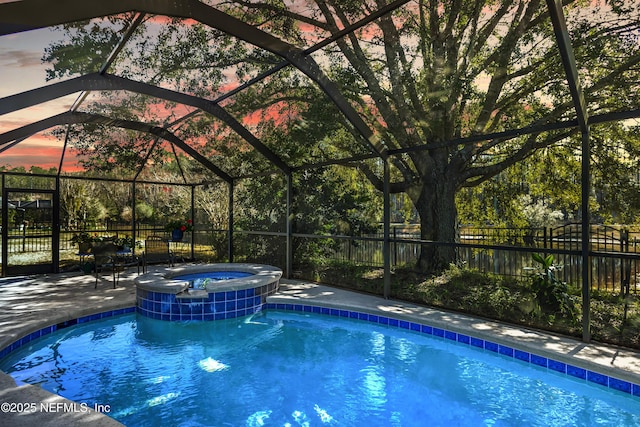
[530,253,576,318]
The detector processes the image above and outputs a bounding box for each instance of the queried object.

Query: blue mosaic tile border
[264,302,640,398]
[0,307,135,360]
[3,300,639,400]
[136,282,278,321]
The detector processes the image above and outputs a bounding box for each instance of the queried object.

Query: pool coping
[1,272,640,426]
[134,263,283,295]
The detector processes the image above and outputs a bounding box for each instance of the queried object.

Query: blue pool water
[2,311,640,426]
[172,271,253,289]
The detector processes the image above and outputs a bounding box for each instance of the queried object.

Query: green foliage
[60,179,109,229]
[114,235,142,249]
[42,17,131,80]
[233,165,381,264]
[135,202,154,221]
[293,165,381,236]
[517,195,565,229]
[291,166,381,264]
[69,232,119,245]
[530,254,576,318]
[69,231,94,245]
[589,123,640,223]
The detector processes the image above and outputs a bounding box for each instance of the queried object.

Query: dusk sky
[0,11,309,173]
[0,24,78,171]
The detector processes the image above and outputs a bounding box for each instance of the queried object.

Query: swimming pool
[1,310,639,426]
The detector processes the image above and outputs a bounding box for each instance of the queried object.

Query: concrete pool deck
[1,266,639,426]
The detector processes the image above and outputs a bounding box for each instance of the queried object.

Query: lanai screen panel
[71,13,290,179]
[0,23,104,171]
[0,14,143,121]
[210,0,333,50]
[226,65,375,170]
[563,2,640,119]
[171,114,263,180]
[234,174,288,233]
[106,15,284,101]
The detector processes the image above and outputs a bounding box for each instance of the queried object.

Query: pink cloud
[0,49,42,68]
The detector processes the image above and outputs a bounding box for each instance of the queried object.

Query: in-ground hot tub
[134,263,282,321]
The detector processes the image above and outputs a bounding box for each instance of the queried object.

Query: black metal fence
[6,220,640,294]
[323,224,640,294]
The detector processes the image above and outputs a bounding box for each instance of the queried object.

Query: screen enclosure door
[2,189,59,276]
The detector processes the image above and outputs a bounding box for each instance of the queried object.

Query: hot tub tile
[136,264,281,322]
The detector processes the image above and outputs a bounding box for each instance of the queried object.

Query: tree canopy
[23,0,640,272]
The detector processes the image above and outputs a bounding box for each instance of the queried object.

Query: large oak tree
[44,0,640,272]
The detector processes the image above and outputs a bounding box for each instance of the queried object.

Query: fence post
[393,227,397,267]
[21,223,26,252]
[621,228,630,295]
[383,160,391,299]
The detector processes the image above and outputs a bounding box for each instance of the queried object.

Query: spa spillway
[134,263,282,321]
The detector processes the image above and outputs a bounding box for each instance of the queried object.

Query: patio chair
[143,238,175,272]
[92,242,122,289]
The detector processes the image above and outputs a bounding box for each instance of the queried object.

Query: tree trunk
[411,178,459,274]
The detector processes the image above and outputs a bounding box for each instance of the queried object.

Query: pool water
[2,311,640,426]
[171,271,253,289]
